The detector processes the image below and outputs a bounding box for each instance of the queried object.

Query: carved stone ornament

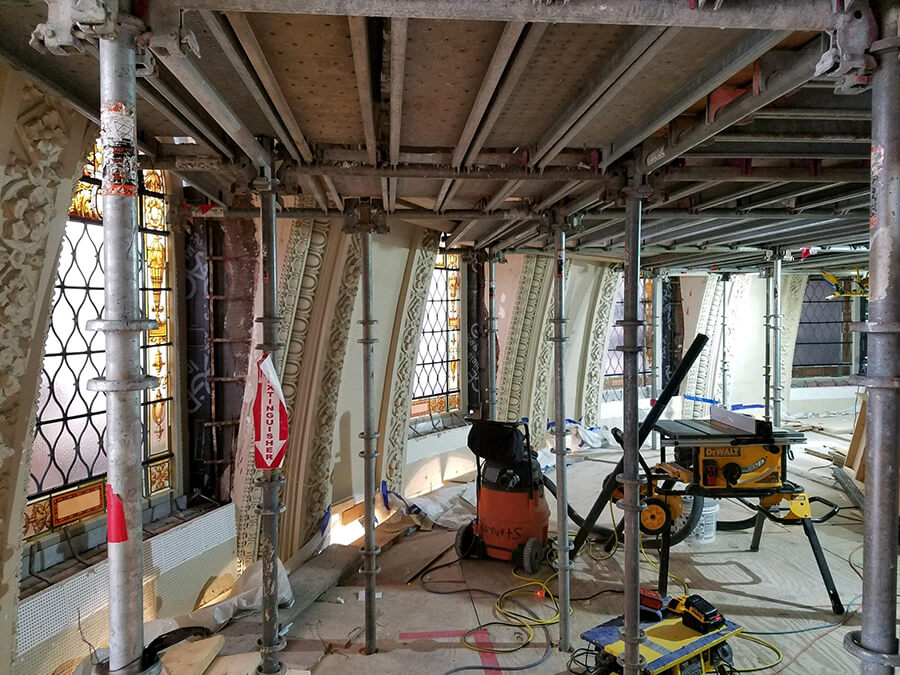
[497,256,552,424]
[682,277,723,419]
[580,266,619,426]
[233,209,330,569]
[299,234,362,539]
[0,73,88,670]
[382,230,441,491]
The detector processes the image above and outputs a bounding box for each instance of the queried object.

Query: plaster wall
[331,222,426,503]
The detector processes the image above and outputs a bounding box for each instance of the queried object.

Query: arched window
[411,250,462,419]
[23,140,175,539]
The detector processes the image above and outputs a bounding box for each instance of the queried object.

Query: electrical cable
[730,634,783,672]
[639,532,690,596]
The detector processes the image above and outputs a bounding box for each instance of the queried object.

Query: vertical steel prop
[720,273,729,410]
[550,223,572,650]
[87,13,158,673]
[845,6,900,672]
[620,168,647,675]
[772,256,783,428]
[360,227,380,655]
[764,268,773,422]
[256,149,286,674]
[488,259,498,420]
[650,275,663,452]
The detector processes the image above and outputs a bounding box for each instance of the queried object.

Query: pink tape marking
[397,628,500,671]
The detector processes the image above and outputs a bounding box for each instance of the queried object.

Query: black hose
[542,474,614,538]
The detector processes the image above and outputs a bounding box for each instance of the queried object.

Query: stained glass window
[25,140,175,540]
[411,251,462,418]
[602,276,652,399]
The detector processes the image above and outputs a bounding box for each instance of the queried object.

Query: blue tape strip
[684,394,719,405]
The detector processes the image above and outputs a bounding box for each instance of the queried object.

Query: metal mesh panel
[15,505,237,673]
[411,251,462,418]
[792,277,854,378]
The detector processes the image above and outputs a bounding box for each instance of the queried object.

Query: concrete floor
[227,418,890,674]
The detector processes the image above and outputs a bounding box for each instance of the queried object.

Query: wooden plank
[846,397,866,472]
[278,544,359,629]
[204,652,260,675]
[160,636,224,675]
[832,466,865,514]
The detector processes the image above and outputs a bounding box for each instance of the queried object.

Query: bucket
[691,499,720,544]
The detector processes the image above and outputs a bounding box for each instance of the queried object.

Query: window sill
[20,492,219,599]
[407,412,469,439]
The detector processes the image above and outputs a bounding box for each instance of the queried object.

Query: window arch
[23,140,176,539]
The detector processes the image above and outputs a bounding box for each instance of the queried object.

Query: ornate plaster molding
[528,261,569,449]
[580,266,619,426]
[233,211,329,568]
[780,274,808,410]
[0,72,89,670]
[682,277,722,419]
[382,230,441,490]
[497,256,552,425]
[497,255,536,422]
[300,234,362,539]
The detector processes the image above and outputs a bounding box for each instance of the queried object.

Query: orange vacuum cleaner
[455,419,550,574]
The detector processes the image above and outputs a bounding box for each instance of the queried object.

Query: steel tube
[651,275,663,452]
[551,228,571,651]
[488,260,498,420]
[857,10,900,673]
[151,51,270,168]
[360,231,380,655]
[764,270,773,422]
[720,274,729,409]
[772,256,783,428]
[257,183,284,675]
[94,18,152,673]
[621,180,643,675]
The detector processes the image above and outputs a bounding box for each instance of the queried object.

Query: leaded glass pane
[28,141,175,537]
[411,252,462,418]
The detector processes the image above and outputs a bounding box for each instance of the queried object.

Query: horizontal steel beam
[657,167,870,183]
[186,206,530,222]
[752,107,871,121]
[176,0,838,31]
[641,41,823,173]
[283,164,607,182]
[604,29,790,170]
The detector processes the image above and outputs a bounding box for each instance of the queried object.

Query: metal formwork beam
[151,47,271,168]
[349,16,378,166]
[640,40,823,173]
[694,182,787,211]
[658,167,871,183]
[176,0,839,31]
[743,182,848,210]
[605,30,790,170]
[434,22,525,212]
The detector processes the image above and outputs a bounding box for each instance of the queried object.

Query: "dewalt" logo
[702,447,741,457]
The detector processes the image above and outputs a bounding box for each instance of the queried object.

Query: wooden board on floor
[348,530,455,585]
[279,544,360,628]
[846,395,866,482]
[160,636,224,675]
[204,651,260,675]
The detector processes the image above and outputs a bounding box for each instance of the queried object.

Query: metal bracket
[844,631,900,668]
[815,1,878,94]
[143,0,200,58]
[538,208,582,236]
[31,0,122,55]
[342,199,389,234]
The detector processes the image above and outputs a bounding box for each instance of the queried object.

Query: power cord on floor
[639,532,690,596]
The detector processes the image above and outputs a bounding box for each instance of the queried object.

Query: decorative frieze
[382,230,441,490]
[580,266,619,426]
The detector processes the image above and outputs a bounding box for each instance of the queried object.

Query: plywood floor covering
[225,429,895,674]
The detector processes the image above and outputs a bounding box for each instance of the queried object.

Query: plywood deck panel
[401,19,506,148]
[487,23,635,150]
[246,13,366,146]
